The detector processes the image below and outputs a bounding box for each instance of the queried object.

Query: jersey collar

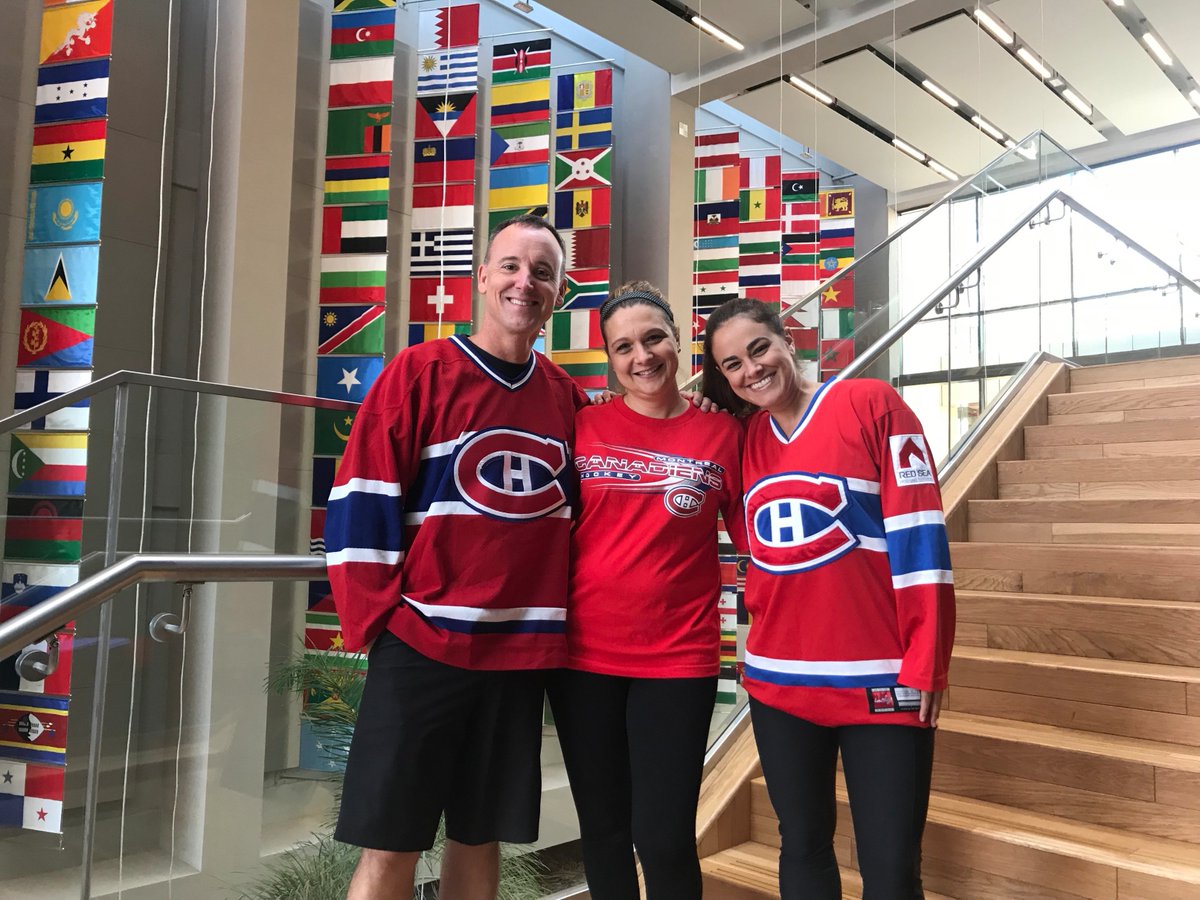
[450,334,537,391]
[769,378,838,444]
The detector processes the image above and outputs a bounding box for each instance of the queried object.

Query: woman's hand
[590,390,617,404]
[919,690,943,728]
[680,390,721,413]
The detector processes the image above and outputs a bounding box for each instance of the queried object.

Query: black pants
[548,669,717,900]
[750,697,935,900]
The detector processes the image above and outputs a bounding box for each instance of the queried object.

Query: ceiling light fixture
[971,115,1004,140]
[929,159,959,180]
[1190,88,1200,106]
[1143,32,1173,66]
[1015,142,1038,160]
[1060,87,1092,116]
[921,79,960,108]
[973,8,1013,45]
[512,1,533,11]
[1108,0,1125,5]
[691,16,745,52]
[892,137,926,162]
[1016,46,1052,79]
[788,75,835,105]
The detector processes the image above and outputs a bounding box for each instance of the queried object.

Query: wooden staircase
[699,356,1200,899]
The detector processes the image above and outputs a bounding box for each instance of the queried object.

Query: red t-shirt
[567,398,745,678]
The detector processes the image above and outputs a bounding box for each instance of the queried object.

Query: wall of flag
[0,0,116,835]
[691,130,856,381]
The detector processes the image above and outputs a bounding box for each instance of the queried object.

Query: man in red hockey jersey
[326,216,587,899]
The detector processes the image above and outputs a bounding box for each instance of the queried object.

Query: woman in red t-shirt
[548,282,744,900]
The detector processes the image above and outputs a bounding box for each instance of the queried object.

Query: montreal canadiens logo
[664,485,705,518]
[453,428,569,519]
[744,473,858,573]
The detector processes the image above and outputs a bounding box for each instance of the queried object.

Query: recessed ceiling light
[788,75,835,105]
[1016,46,1052,79]
[929,159,959,180]
[691,16,745,52]
[1190,88,1200,106]
[971,115,1004,140]
[513,0,533,11]
[1143,32,1173,66]
[892,137,926,162]
[973,8,1014,45]
[921,79,959,108]
[1060,87,1092,116]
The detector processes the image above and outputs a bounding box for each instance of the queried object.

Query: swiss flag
[410,277,473,322]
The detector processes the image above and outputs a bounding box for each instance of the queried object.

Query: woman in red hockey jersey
[702,298,955,899]
[548,282,744,900]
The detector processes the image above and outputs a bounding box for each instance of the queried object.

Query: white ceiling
[531,0,1200,201]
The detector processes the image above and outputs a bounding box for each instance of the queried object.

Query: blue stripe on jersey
[417,615,567,635]
[744,664,899,689]
[886,523,952,577]
[407,449,457,515]
[325,492,404,556]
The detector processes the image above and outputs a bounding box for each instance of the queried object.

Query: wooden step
[996,456,1200,500]
[951,542,1200,601]
[956,590,1200,666]
[1048,384,1200,425]
[946,646,1200,745]
[1024,419,1200,460]
[1069,356,1200,392]
[748,778,1200,898]
[967,499,1200,546]
[929,713,1200,845]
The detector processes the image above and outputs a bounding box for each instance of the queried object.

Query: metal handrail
[0,369,356,437]
[0,553,326,662]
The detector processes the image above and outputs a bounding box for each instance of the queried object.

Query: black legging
[750,696,935,900]
[547,669,718,900]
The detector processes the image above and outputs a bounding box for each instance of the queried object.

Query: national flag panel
[782,199,820,234]
[410,277,473,321]
[562,228,610,270]
[0,562,78,609]
[320,254,386,304]
[493,39,551,83]
[326,106,393,156]
[0,691,69,766]
[408,321,471,345]
[822,187,855,218]
[694,166,738,203]
[410,229,474,279]
[415,92,477,139]
[334,0,398,11]
[413,135,476,184]
[739,189,780,222]
[489,122,550,167]
[311,457,338,509]
[313,409,357,459]
[554,147,611,191]
[416,47,478,94]
[322,204,388,254]
[784,171,819,203]
[0,760,66,833]
[318,304,385,356]
[328,57,394,108]
[9,432,87,498]
[486,205,549,235]
[491,79,551,126]
[488,163,549,210]
[316,357,383,403]
[40,0,113,65]
[21,245,99,306]
[331,8,396,60]
[740,155,781,190]
[13,369,91,431]
[554,188,610,229]
[695,132,738,169]
[35,59,109,124]
[820,273,854,309]
[30,120,106,184]
[551,309,601,351]
[18,307,94,368]
[821,337,854,371]
[4,498,83,562]
[417,3,479,50]
[554,107,612,151]
[411,183,475,231]
[556,69,613,111]
[560,268,610,310]
[26,181,102,246]
[327,162,388,207]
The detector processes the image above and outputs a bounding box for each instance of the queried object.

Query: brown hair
[701,298,788,418]
[483,214,566,277]
[598,280,678,347]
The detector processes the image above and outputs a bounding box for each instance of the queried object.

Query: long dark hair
[701,298,788,418]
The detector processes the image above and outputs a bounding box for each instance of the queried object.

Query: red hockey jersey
[325,336,587,670]
[567,398,745,678]
[741,378,955,726]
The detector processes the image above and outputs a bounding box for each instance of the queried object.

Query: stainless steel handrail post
[80,381,129,900]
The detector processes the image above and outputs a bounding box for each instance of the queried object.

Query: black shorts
[334,630,546,852]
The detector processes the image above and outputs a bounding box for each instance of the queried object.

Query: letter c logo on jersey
[744,473,858,574]
[454,428,569,520]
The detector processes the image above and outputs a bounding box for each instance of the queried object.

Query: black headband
[599,290,675,324]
